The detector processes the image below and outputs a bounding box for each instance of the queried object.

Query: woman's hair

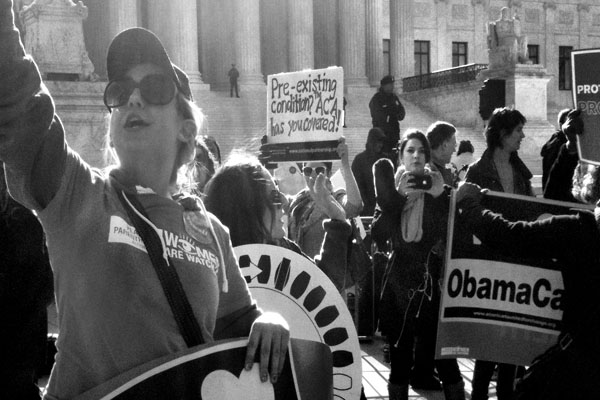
[202,135,222,165]
[484,107,527,150]
[457,140,475,156]
[204,152,276,247]
[572,162,600,205]
[396,129,431,163]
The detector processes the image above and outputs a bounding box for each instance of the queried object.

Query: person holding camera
[465,107,533,400]
[372,130,465,400]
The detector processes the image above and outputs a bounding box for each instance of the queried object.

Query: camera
[408,173,433,190]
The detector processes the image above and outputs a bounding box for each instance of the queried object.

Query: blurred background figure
[451,140,475,183]
[352,127,387,217]
[369,75,406,160]
[0,165,54,399]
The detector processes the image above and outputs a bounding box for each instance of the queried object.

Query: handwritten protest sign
[571,49,600,165]
[264,67,344,162]
[437,191,593,365]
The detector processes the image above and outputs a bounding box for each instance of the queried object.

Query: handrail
[402,63,488,92]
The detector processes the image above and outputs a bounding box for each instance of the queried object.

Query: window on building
[559,46,573,91]
[527,44,539,65]
[414,40,430,76]
[383,39,391,76]
[452,42,468,67]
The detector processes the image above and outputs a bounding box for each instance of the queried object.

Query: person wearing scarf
[371,129,465,400]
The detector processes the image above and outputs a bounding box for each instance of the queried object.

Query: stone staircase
[192,86,543,183]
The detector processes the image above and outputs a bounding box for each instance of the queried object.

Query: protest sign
[437,191,593,365]
[76,338,332,400]
[235,244,362,400]
[264,67,344,162]
[571,49,600,165]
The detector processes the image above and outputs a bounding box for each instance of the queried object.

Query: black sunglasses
[270,189,283,209]
[103,74,176,111]
[302,166,326,177]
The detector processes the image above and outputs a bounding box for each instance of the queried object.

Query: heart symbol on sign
[200,364,275,400]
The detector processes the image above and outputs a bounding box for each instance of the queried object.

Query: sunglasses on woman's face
[302,166,326,177]
[103,74,176,111]
[270,189,284,209]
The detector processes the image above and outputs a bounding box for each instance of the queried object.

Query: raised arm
[337,137,363,217]
[0,0,66,210]
[457,183,598,260]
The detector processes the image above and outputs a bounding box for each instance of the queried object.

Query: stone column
[234,0,264,86]
[106,0,138,41]
[261,0,289,76]
[434,0,449,70]
[390,0,414,87]
[146,0,204,85]
[313,0,338,69]
[472,0,487,64]
[339,0,369,86]
[544,2,557,108]
[288,0,314,71]
[578,3,591,49]
[366,0,384,86]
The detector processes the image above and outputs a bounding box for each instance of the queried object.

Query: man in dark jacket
[228,63,240,98]
[456,182,600,400]
[369,75,406,158]
[427,121,458,187]
[351,127,386,216]
[540,108,571,191]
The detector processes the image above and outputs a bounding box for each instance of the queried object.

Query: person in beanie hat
[0,1,288,397]
[369,75,406,160]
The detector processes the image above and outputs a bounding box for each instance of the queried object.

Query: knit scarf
[395,166,427,243]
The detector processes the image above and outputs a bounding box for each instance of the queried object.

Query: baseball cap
[106,27,193,101]
[380,75,395,86]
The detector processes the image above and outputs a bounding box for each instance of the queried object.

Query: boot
[443,380,466,400]
[388,383,409,400]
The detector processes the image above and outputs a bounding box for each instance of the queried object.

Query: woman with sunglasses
[288,139,363,280]
[205,152,350,258]
[0,5,288,398]
[372,130,465,400]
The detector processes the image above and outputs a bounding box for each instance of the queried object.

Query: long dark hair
[204,153,276,247]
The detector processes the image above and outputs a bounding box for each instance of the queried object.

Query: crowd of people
[2,1,599,399]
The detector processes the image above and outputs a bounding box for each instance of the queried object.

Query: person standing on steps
[228,63,240,98]
[369,75,406,161]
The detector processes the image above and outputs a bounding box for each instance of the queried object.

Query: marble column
[313,0,338,69]
[234,0,264,86]
[435,0,449,70]
[146,0,204,85]
[339,0,369,86]
[544,2,557,103]
[578,3,591,49]
[288,0,314,71]
[366,0,384,86]
[106,0,138,42]
[472,0,487,64]
[390,0,414,86]
[261,0,289,76]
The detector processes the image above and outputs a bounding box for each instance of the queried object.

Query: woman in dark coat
[372,130,464,400]
[464,107,532,400]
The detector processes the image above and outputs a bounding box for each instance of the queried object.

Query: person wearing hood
[0,2,288,397]
[352,127,387,216]
[369,75,406,158]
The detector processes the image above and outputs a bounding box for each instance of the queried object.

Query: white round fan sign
[235,244,361,400]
